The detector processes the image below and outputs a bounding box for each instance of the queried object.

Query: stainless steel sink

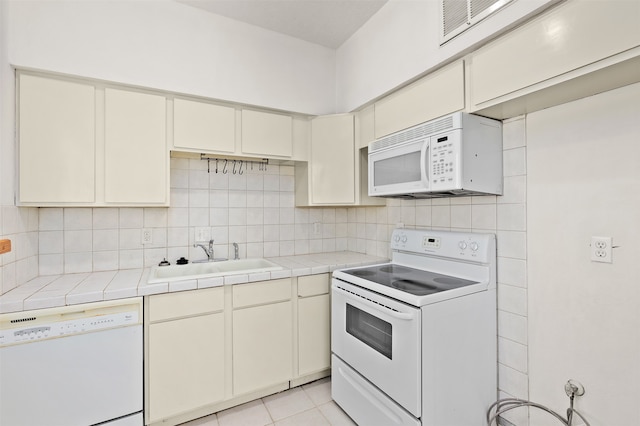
[147,258,283,283]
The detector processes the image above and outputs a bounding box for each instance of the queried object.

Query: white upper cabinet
[374,60,465,139]
[18,74,96,204]
[173,98,236,154]
[18,73,169,206]
[469,0,640,114]
[309,114,355,205]
[241,109,293,158]
[104,88,168,205]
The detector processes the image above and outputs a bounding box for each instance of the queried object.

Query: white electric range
[331,228,497,426]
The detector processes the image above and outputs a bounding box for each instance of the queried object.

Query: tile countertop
[0,252,388,314]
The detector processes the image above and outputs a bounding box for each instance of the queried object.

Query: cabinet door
[374,61,464,139]
[18,74,95,204]
[104,88,167,204]
[174,98,236,153]
[148,312,225,422]
[470,1,640,106]
[310,114,355,204]
[241,109,293,157]
[233,301,293,395]
[298,294,331,376]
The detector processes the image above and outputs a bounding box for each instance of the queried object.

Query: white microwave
[368,112,503,198]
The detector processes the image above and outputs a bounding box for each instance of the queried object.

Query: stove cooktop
[342,263,478,296]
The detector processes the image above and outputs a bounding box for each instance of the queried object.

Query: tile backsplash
[37,159,352,274]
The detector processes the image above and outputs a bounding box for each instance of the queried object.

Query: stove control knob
[394,235,401,242]
[470,242,479,251]
[401,235,408,243]
[458,241,467,250]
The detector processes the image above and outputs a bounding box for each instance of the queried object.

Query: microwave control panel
[430,131,460,189]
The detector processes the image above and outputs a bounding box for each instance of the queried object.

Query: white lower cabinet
[145,288,225,425]
[145,275,331,425]
[232,279,293,396]
[297,274,331,377]
[148,313,225,421]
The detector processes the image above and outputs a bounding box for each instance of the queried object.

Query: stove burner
[391,279,438,295]
[433,277,467,286]
[342,263,480,298]
[350,270,376,277]
[380,265,412,274]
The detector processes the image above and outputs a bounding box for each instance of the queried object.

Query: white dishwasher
[0,297,143,426]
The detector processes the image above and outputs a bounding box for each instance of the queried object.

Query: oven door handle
[336,287,415,321]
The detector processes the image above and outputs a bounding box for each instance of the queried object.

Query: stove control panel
[423,236,441,249]
[390,229,495,263]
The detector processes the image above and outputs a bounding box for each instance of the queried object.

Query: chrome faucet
[194,239,214,262]
[233,242,239,260]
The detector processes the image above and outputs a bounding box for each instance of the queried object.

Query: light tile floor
[181,378,356,426]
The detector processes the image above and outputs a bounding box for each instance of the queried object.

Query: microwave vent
[371,114,454,152]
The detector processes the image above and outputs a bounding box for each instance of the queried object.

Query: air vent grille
[443,0,468,37]
[471,0,499,18]
[371,115,454,152]
[442,0,513,41]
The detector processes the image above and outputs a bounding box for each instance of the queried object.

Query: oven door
[331,279,421,417]
[368,137,430,197]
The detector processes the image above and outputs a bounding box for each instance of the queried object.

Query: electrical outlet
[142,229,153,245]
[313,222,322,236]
[195,227,211,242]
[590,236,612,263]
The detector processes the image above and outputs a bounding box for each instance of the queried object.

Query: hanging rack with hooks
[200,154,268,175]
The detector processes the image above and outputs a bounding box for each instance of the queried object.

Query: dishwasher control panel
[0,311,138,346]
[0,298,142,348]
[0,311,139,346]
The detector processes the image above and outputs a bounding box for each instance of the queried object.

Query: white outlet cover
[195,227,211,242]
[141,228,153,245]
[590,236,612,263]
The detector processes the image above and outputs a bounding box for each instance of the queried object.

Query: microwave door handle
[420,141,430,186]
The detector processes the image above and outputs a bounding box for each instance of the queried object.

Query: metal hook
[239,160,244,175]
[223,159,228,174]
[215,158,219,174]
[207,159,210,173]
[233,160,237,175]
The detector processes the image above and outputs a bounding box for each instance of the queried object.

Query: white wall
[6,0,336,115]
[0,1,39,295]
[527,83,640,425]
[335,0,557,112]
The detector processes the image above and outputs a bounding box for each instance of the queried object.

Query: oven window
[346,304,392,359]
[373,151,421,186]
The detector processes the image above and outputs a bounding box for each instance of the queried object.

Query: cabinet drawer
[233,279,292,309]
[298,274,329,297]
[149,287,224,322]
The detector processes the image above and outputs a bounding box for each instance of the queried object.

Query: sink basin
[148,258,283,283]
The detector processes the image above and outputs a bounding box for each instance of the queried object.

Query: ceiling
[176,0,389,49]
